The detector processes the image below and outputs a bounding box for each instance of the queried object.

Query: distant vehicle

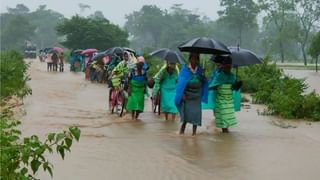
[24,45,37,59]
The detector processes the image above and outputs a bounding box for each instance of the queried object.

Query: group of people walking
[41,51,64,72]
[105,49,242,135]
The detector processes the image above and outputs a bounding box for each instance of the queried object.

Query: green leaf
[47,166,53,177]
[43,162,53,177]
[55,133,65,142]
[21,167,28,175]
[31,159,41,174]
[58,146,65,159]
[22,148,30,165]
[48,133,55,142]
[47,145,53,153]
[35,147,45,156]
[69,127,81,141]
[65,138,72,149]
[24,137,30,144]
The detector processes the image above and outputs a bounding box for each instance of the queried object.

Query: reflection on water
[21,61,320,180]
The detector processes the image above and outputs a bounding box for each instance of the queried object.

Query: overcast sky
[1,0,223,26]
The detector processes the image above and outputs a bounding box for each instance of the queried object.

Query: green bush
[0,50,32,99]
[0,111,81,179]
[0,50,81,179]
[300,92,320,121]
[268,76,306,119]
[238,55,320,121]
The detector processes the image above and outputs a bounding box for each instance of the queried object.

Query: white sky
[0,0,223,26]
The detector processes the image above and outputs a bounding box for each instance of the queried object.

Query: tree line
[1,1,319,64]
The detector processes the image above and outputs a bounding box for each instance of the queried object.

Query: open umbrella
[48,49,58,54]
[43,48,53,53]
[228,47,262,67]
[81,48,97,55]
[73,49,83,54]
[123,47,136,55]
[150,48,186,64]
[92,51,107,61]
[105,47,123,56]
[178,37,230,55]
[53,47,64,53]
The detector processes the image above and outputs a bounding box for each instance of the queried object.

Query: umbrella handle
[235,67,238,81]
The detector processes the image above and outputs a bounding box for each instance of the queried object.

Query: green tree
[0,14,35,50]
[0,50,31,99]
[88,11,106,20]
[7,4,30,14]
[125,4,212,50]
[259,0,296,63]
[260,13,301,61]
[1,50,81,179]
[125,5,165,49]
[308,31,320,72]
[218,0,260,47]
[28,5,65,49]
[295,0,320,65]
[1,4,65,50]
[56,15,129,50]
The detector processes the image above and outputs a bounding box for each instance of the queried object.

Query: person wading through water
[175,52,208,136]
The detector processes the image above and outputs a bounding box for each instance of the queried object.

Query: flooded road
[22,61,320,180]
[284,69,320,93]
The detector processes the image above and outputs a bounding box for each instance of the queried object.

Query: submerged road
[22,60,320,180]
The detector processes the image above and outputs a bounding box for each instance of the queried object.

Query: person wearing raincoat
[210,56,242,133]
[175,52,208,136]
[153,62,179,120]
[126,56,148,120]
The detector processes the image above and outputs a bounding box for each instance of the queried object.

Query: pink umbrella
[53,47,64,53]
[81,48,97,55]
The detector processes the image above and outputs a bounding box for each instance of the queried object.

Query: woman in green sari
[154,62,179,120]
[126,56,147,120]
[210,56,242,133]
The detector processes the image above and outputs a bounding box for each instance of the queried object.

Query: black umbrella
[123,47,136,55]
[178,37,231,55]
[43,48,53,53]
[228,47,262,67]
[92,51,107,61]
[105,47,124,56]
[150,48,186,64]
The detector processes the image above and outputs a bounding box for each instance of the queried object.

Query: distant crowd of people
[39,50,64,72]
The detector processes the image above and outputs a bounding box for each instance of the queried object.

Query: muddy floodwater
[284,69,320,94]
[21,61,320,180]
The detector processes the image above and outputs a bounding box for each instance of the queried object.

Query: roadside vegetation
[239,56,320,121]
[0,50,81,179]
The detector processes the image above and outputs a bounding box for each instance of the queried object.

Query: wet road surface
[22,61,320,180]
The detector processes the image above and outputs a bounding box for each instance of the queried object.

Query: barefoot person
[210,56,242,133]
[154,62,179,120]
[126,56,148,120]
[175,53,208,136]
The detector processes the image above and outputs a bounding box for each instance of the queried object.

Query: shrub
[238,55,320,121]
[300,92,320,121]
[268,76,306,118]
[0,50,81,179]
[0,50,32,99]
[0,112,81,179]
